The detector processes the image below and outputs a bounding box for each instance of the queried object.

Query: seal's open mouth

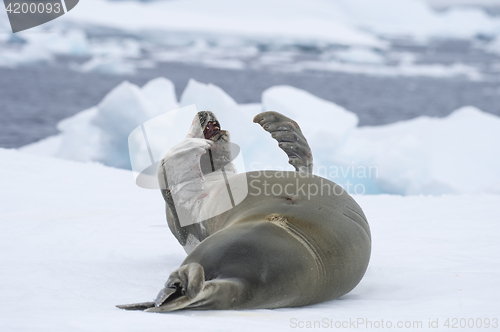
[203,121,221,140]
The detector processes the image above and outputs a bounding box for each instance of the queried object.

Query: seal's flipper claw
[145,295,192,313]
[253,111,313,173]
[145,278,245,312]
[154,287,177,307]
[144,263,206,313]
[166,263,205,300]
[116,301,155,311]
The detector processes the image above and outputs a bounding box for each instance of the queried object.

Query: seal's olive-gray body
[117,111,371,312]
[182,171,371,310]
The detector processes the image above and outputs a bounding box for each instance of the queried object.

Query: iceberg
[72,56,137,75]
[262,85,359,153]
[57,0,500,46]
[21,29,91,56]
[22,78,179,169]
[338,0,500,40]
[331,106,500,195]
[0,43,54,67]
[58,0,385,48]
[21,78,500,196]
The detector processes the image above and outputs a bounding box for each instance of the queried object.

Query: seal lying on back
[117,111,371,312]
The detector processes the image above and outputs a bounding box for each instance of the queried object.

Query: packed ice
[20,78,500,196]
[2,1,499,330]
[1,147,499,331]
[58,0,500,44]
[2,0,500,76]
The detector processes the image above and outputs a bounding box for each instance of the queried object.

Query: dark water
[1,41,500,148]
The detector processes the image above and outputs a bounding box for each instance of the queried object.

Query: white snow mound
[262,85,359,153]
[57,0,500,44]
[20,78,500,196]
[22,78,179,169]
[331,106,500,195]
[0,148,499,331]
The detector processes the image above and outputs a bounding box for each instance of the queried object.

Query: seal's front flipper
[116,301,155,311]
[253,111,313,173]
[144,263,245,312]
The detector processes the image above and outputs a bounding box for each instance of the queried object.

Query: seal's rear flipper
[253,111,313,173]
[116,301,155,311]
[134,263,245,312]
[144,279,244,312]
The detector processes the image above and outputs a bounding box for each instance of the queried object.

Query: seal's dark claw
[116,301,156,311]
[140,263,207,313]
[154,287,177,307]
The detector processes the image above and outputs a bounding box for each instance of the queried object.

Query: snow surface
[21,78,500,196]
[72,56,137,75]
[262,85,359,152]
[426,0,500,7]
[329,106,500,195]
[0,42,54,67]
[328,47,385,65]
[3,0,499,58]
[483,35,500,55]
[149,42,483,79]
[21,30,91,56]
[1,147,499,331]
[58,0,384,48]
[278,60,483,80]
[2,0,498,75]
[0,28,145,71]
[338,0,499,40]
[56,0,500,43]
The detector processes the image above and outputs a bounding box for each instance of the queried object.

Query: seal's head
[198,111,221,139]
[185,111,234,174]
[188,111,230,143]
